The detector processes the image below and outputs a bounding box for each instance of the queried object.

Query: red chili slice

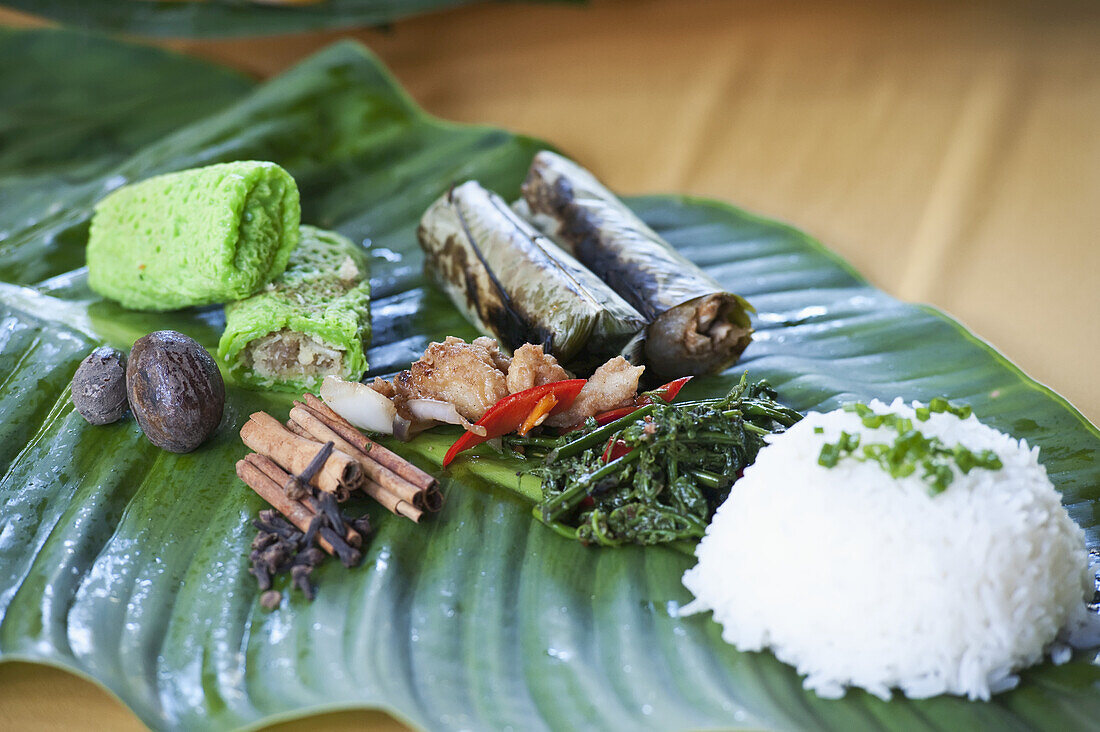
[601,437,632,464]
[639,375,693,405]
[442,379,587,467]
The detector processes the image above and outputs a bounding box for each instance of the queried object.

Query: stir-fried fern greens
[505,376,802,546]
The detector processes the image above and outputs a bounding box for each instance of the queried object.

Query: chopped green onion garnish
[819,399,998,495]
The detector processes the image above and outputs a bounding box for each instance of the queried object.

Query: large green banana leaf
[1,27,1097,732]
[2,0,563,38]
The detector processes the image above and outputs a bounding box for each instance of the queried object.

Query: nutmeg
[71,346,129,425]
[126,330,225,453]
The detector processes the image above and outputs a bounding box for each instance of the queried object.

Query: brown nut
[126,330,225,453]
[72,346,129,425]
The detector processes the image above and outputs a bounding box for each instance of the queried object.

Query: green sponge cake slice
[87,161,300,310]
[218,225,371,392]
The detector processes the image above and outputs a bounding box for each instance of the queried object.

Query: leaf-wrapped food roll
[417,181,647,371]
[520,151,753,380]
[87,161,300,311]
[217,225,370,392]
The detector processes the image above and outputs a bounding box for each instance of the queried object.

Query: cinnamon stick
[236,457,338,556]
[364,477,423,523]
[303,394,438,493]
[290,405,422,507]
[417,485,444,513]
[289,406,415,520]
[249,453,363,548]
[285,419,312,439]
[241,412,362,499]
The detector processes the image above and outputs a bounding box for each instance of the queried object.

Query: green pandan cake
[87,161,300,310]
[218,225,371,392]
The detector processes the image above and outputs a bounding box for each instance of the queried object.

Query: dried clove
[319,526,362,568]
[251,531,278,552]
[310,490,344,533]
[260,540,296,571]
[281,440,332,499]
[349,515,372,537]
[254,512,301,542]
[301,513,323,550]
[291,565,315,600]
[249,562,272,591]
[264,509,296,531]
[260,590,282,611]
[283,478,310,501]
[296,547,326,568]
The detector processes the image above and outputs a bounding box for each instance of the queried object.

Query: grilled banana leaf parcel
[418,181,647,370]
[520,150,753,380]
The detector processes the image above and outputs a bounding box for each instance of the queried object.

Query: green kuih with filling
[87,161,301,310]
[217,225,371,392]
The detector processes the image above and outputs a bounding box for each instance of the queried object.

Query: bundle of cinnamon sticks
[237,393,441,526]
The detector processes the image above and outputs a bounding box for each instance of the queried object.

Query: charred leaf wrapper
[520,151,754,380]
[418,181,648,373]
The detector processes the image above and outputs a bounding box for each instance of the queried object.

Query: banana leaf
[0,27,1098,732]
[2,0,572,39]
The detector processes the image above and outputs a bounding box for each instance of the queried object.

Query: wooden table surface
[1,0,1098,729]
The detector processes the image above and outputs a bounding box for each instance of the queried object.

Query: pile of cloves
[249,508,371,606]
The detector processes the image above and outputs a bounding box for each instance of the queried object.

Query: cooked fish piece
[418,181,647,372]
[474,336,513,373]
[519,150,753,380]
[392,336,509,422]
[545,356,643,428]
[368,376,397,399]
[506,343,571,394]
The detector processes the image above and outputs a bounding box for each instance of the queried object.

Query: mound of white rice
[681,398,1099,701]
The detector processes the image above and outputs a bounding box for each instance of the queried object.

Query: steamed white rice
[681,398,1099,701]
